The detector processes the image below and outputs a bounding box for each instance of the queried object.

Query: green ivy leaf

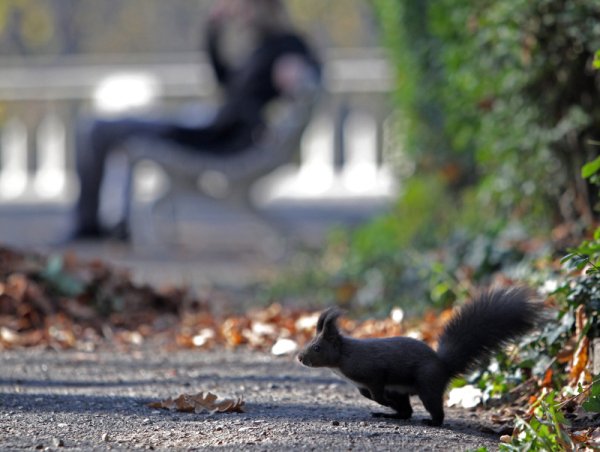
[561,253,589,271]
[594,50,600,70]
[560,253,575,264]
[581,156,600,179]
[582,379,600,413]
[41,254,85,297]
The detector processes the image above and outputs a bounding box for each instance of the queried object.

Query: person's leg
[72,116,169,239]
[166,102,260,153]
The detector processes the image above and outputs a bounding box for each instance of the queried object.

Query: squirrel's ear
[320,307,342,338]
[316,307,341,333]
[316,308,333,333]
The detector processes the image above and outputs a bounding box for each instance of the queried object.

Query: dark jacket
[168,25,321,154]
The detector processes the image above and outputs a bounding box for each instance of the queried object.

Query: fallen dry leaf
[570,430,590,443]
[575,304,586,334]
[499,434,512,443]
[446,385,483,409]
[541,368,553,388]
[221,317,249,347]
[148,392,245,414]
[569,336,590,385]
[556,338,576,364]
[565,305,591,386]
[590,427,600,448]
[0,245,454,354]
[491,413,518,425]
[271,338,298,356]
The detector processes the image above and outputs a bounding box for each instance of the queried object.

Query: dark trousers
[73,112,256,233]
[74,117,172,233]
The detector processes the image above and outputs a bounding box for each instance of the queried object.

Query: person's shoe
[108,221,130,242]
[54,222,131,246]
[54,224,110,245]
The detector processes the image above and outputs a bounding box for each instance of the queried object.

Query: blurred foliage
[264,182,541,317]
[40,254,85,298]
[373,0,600,228]
[269,0,600,320]
[0,0,378,57]
[484,150,600,450]
[501,391,575,451]
[488,239,600,449]
[277,0,600,315]
[0,0,55,52]
[483,115,600,404]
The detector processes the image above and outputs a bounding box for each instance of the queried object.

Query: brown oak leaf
[148,391,245,414]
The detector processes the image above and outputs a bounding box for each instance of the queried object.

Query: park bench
[121,78,322,246]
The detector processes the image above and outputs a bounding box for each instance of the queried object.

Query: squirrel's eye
[312,344,321,352]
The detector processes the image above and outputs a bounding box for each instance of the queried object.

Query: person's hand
[273,55,317,95]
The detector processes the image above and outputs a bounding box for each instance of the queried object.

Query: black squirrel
[297,287,541,426]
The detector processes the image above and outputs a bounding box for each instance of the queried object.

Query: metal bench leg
[230,188,296,260]
[149,188,180,246]
[125,162,179,249]
[147,175,202,248]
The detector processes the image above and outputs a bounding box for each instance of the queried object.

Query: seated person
[69,0,321,241]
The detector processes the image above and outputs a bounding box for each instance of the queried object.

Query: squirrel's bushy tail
[436,287,540,378]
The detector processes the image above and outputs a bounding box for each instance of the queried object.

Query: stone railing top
[0,48,393,101]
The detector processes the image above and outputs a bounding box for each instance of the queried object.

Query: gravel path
[0,346,500,451]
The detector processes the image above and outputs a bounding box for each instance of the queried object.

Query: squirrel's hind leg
[384,391,413,419]
[417,387,444,426]
[371,392,412,420]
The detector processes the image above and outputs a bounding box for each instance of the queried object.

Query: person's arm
[205,0,239,88]
[206,21,231,89]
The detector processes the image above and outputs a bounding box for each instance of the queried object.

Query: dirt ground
[0,201,504,450]
[0,344,502,451]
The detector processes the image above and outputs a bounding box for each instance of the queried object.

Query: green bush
[269,1,600,318]
[373,0,600,228]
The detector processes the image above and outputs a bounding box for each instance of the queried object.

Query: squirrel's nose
[297,352,304,363]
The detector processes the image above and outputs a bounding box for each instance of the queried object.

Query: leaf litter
[0,245,420,352]
[148,392,245,414]
[1,245,597,443]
